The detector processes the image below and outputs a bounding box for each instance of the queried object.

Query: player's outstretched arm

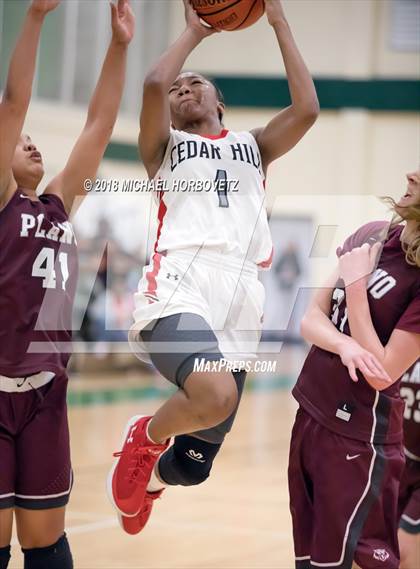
[339,243,420,382]
[301,268,393,390]
[45,0,135,215]
[0,0,60,208]
[140,0,218,179]
[251,0,319,171]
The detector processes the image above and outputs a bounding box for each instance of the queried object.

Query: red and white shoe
[107,415,169,517]
[117,489,164,535]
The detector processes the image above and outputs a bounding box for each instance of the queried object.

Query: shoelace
[113,445,164,485]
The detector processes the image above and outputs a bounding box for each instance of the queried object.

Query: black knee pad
[158,434,222,486]
[0,546,11,569]
[22,533,73,569]
[193,369,247,443]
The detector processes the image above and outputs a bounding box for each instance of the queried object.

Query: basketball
[192,0,265,32]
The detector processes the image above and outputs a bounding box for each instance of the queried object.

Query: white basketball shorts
[128,248,265,365]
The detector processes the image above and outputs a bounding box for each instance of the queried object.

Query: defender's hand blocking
[110,0,135,45]
[183,0,219,40]
[338,242,382,288]
[264,0,286,26]
[30,0,60,14]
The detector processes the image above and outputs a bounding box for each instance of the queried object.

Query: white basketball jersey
[152,128,273,269]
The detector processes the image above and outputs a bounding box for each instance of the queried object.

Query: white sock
[146,420,159,444]
[147,458,168,493]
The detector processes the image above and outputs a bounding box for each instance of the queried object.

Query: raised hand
[183,0,219,40]
[30,0,60,15]
[110,0,135,45]
[338,242,382,288]
[264,0,286,27]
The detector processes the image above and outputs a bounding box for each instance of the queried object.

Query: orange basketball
[192,0,265,32]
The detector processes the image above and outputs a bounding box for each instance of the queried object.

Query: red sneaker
[118,490,164,535]
[107,415,168,516]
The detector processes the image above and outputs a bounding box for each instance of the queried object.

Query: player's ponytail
[382,196,420,267]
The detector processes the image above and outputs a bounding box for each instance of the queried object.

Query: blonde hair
[382,197,420,267]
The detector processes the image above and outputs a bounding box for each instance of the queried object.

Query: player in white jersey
[152,128,272,264]
[107,0,319,535]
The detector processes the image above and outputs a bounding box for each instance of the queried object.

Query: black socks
[22,533,73,569]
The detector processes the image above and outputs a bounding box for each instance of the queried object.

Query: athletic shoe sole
[106,414,146,517]
[117,512,139,535]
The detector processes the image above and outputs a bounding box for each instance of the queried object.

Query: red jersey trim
[199,129,229,140]
[145,253,162,302]
[258,247,274,269]
[145,191,167,303]
[154,191,167,253]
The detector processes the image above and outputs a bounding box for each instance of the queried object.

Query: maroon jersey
[400,360,420,459]
[0,188,78,377]
[293,221,420,445]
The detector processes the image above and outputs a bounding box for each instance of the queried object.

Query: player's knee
[19,531,61,550]
[171,459,211,486]
[399,553,409,569]
[0,546,11,569]
[398,529,420,569]
[160,450,211,486]
[159,435,222,487]
[189,371,238,426]
[22,533,73,569]
[204,383,237,424]
[399,544,417,569]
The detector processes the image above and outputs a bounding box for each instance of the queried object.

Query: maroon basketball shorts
[288,407,405,569]
[398,456,420,535]
[0,372,72,510]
